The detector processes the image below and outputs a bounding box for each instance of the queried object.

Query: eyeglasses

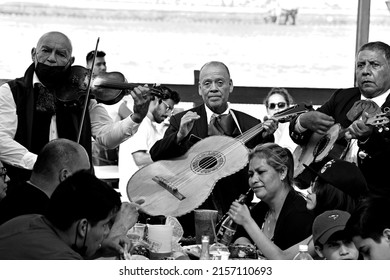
[268,102,287,110]
[0,167,7,181]
[161,100,173,113]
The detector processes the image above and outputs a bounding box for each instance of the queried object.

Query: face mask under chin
[35,62,71,89]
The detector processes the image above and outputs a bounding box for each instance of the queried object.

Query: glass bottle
[293,244,313,260]
[199,235,210,260]
[216,191,250,246]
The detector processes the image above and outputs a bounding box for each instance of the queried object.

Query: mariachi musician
[149,61,278,236]
[289,41,390,198]
[0,31,151,182]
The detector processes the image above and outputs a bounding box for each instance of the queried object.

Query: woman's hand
[229,201,253,227]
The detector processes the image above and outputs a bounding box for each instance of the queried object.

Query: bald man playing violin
[0,31,151,181]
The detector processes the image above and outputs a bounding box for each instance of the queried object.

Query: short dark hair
[33,138,86,176]
[358,41,390,62]
[153,85,181,104]
[86,50,106,63]
[199,61,230,77]
[45,170,121,230]
[346,196,390,243]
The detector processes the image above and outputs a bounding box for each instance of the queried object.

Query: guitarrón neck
[236,122,265,143]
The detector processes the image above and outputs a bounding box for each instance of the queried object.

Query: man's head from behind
[31,138,91,197]
[149,85,180,123]
[345,196,390,260]
[356,41,390,99]
[45,170,121,259]
[313,210,358,260]
[86,50,107,76]
[198,61,233,114]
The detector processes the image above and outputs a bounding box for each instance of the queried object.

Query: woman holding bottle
[230,143,314,251]
[230,157,368,259]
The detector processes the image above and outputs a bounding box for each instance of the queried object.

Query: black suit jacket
[150,104,274,236]
[0,180,49,225]
[290,87,390,197]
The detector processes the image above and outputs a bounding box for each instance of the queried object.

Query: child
[345,196,390,260]
[313,210,358,260]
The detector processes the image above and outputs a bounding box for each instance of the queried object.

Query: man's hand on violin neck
[130,85,151,123]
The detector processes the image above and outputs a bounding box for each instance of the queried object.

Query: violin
[56,65,157,106]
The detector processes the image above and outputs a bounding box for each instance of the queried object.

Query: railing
[1,77,335,106]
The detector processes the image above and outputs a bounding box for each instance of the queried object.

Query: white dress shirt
[0,72,140,169]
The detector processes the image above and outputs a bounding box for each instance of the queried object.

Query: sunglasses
[0,167,7,181]
[268,102,287,110]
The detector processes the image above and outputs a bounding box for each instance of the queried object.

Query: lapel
[192,105,209,139]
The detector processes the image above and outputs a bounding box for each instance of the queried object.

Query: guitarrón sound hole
[191,151,225,174]
[199,156,217,169]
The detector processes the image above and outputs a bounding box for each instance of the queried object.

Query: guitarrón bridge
[152,176,186,201]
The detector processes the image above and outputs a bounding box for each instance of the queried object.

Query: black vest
[6,63,92,180]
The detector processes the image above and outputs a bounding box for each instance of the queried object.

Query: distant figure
[264,0,298,25]
[263,87,297,153]
[86,50,107,76]
[86,50,119,169]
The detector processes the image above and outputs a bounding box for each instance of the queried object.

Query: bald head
[32,31,74,67]
[31,139,90,196]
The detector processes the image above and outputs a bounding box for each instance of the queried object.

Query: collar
[27,180,50,198]
[204,103,231,124]
[361,88,390,107]
[32,71,44,87]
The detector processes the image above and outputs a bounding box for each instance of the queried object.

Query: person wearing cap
[312,210,358,260]
[289,41,390,197]
[345,196,390,260]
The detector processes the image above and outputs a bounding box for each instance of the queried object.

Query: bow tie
[35,83,56,114]
[346,99,381,122]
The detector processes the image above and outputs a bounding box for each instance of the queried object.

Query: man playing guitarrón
[149,61,278,236]
[290,41,390,197]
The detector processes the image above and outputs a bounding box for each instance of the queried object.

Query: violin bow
[77,37,100,143]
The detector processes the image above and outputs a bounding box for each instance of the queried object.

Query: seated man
[0,138,90,225]
[345,196,390,260]
[0,171,132,259]
[313,210,358,260]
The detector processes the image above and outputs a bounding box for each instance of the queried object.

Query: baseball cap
[312,210,351,246]
[303,159,368,199]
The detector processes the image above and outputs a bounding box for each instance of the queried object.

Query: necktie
[35,83,56,114]
[208,113,236,136]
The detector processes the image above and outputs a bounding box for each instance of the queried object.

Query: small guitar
[293,110,390,177]
[127,103,311,217]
